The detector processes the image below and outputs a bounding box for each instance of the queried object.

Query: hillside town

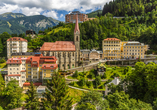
[1,2,157,109]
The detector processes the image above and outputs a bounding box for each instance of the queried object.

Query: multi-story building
[122,41,147,59]
[11,52,35,58]
[40,14,80,70]
[65,11,88,23]
[5,58,27,87]
[102,38,121,60]
[26,53,58,83]
[7,37,28,58]
[102,38,148,60]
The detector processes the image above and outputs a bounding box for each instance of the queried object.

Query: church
[40,15,80,70]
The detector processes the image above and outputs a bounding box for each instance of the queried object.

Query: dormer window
[51,66,53,68]
[44,66,46,68]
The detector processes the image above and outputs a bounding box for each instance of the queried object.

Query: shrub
[86,81,92,88]
[78,78,86,87]
[72,70,79,78]
[0,59,5,63]
[87,72,95,79]
[99,84,104,89]
[101,73,107,79]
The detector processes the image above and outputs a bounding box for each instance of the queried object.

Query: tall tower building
[74,14,80,66]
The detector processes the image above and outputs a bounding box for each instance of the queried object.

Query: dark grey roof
[11,52,35,56]
[1,71,8,74]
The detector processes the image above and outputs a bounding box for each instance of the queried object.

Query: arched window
[76,36,78,41]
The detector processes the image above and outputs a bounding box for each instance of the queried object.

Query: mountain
[0,12,26,20]
[87,10,102,18]
[0,13,60,34]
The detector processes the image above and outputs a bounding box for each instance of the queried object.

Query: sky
[0,0,111,21]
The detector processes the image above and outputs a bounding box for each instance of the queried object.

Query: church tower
[74,14,80,66]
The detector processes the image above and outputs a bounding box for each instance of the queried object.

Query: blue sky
[0,0,111,21]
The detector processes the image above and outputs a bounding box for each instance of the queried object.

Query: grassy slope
[87,10,102,18]
[68,88,85,104]
[47,26,70,35]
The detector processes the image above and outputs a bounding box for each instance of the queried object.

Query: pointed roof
[74,14,80,34]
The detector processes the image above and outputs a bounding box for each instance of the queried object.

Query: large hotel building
[102,38,148,60]
[65,11,95,23]
[7,37,28,58]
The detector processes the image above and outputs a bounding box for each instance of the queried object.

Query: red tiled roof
[40,41,75,51]
[21,70,26,72]
[23,82,42,86]
[26,54,57,67]
[7,37,28,42]
[104,38,120,41]
[42,64,58,70]
[8,74,21,76]
[74,14,80,34]
[7,58,22,64]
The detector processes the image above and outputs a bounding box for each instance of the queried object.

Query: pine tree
[25,82,40,110]
[41,72,72,110]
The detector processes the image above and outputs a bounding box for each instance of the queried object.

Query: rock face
[0,13,60,34]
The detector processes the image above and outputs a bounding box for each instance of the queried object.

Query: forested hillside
[102,0,157,16]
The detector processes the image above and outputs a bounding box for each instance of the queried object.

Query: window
[28,75,31,78]
[28,68,31,70]
[22,76,25,78]
[10,68,12,70]
[28,65,31,67]
[17,72,19,74]
[10,72,12,74]
[22,80,25,82]
[44,73,46,76]
[51,70,53,72]
[28,72,31,74]
[17,68,19,70]
[13,68,15,70]
[17,64,18,66]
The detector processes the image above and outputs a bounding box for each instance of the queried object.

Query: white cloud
[43,11,58,19]
[21,7,43,16]
[0,0,111,12]
[60,14,63,18]
[0,3,19,14]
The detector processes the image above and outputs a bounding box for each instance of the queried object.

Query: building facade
[102,38,121,60]
[5,58,27,87]
[65,11,88,23]
[102,38,148,60]
[40,14,80,70]
[26,53,58,83]
[7,37,28,58]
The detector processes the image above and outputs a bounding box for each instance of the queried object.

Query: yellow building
[102,38,148,60]
[26,53,58,83]
[102,38,121,60]
[122,41,148,59]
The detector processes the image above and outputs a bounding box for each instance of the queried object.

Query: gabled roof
[40,41,75,51]
[6,58,22,64]
[42,64,58,70]
[74,14,80,34]
[104,38,120,41]
[23,82,42,86]
[7,37,27,42]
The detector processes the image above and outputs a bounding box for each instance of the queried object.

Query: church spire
[74,14,80,34]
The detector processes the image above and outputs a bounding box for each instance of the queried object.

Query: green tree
[76,91,108,110]
[0,79,24,109]
[25,82,40,110]
[41,72,72,110]
[106,91,153,109]
[0,39,3,53]
[73,70,79,78]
